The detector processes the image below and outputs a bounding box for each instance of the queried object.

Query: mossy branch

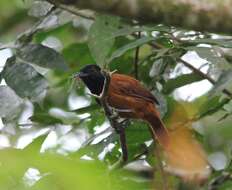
[48,0,232,34]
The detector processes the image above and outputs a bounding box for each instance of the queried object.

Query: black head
[75,64,105,95]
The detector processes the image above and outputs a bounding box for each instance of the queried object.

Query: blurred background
[0,0,232,190]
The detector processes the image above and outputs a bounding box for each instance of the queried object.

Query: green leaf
[0,85,23,118]
[112,25,169,38]
[24,134,48,153]
[209,69,232,97]
[2,56,48,101]
[0,72,2,84]
[109,37,154,62]
[17,44,68,71]
[188,38,232,48]
[88,14,120,66]
[109,37,134,74]
[0,148,149,190]
[28,1,53,18]
[162,73,204,94]
[62,43,94,68]
[126,121,151,145]
[187,46,228,65]
[86,110,105,133]
[149,58,167,78]
[73,104,100,114]
[156,37,174,48]
[30,103,63,125]
[223,100,232,113]
[198,96,229,119]
[125,121,151,161]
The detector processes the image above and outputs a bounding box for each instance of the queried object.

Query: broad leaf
[2,56,48,101]
[30,103,63,125]
[198,96,229,119]
[28,1,53,17]
[187,46,228,65]
[109,37,154,62]
[0,148,149,190]
[0,85,22,118]
[162,73,204,94]
[24,134,48,153]
[0,72,2,83]
[149,58,167,78]
[62,43,94,68]
[223,100,232,113]
[188,38,232,48]
[112,25,170,38]
[88,14,120,66]
[126,121,151,144]
[17,44,68,71]
[209,69,232,97]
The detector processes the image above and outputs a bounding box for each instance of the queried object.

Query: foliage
[0,0,232,190]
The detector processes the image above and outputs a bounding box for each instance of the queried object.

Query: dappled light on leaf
[2,56,48,101]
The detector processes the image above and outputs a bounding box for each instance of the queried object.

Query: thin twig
[0,42,17,50]
[154,144,169,190]
[134,32,141,79]
[16,6,57,44]
[179,58,215,84]
[47,0,95,20]
[82,127,114,147]
[111,144,149,170]
[208,172,232,190]
[142,32,232,99]
[179,58,232,98]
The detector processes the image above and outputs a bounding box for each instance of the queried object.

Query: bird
[75,64,210,182]
[74,64,170,149]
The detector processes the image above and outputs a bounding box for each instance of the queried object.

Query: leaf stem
[134,32,141,79]
[154,145,169,190]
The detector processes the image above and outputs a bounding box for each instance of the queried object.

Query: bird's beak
[73,72,89,79]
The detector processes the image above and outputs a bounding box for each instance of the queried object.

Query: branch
[145,35,232,99]
[48,0,95,20]
[0,42,17,51]
[16,6,57,44]
[153,145,169,190]
[47,0,232,34]
[208,172,232,190]
[179,58,232,99]
[73,104,99,114]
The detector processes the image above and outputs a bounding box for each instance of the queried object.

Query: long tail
[143,105,170,148]
[143,105,210,183]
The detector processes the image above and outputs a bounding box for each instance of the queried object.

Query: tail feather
[143,105,210,183]
[146,115,170,148]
